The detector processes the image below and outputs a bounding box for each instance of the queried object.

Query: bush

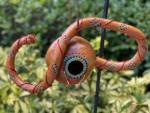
[0,0,150,112]
[0,38,150,113]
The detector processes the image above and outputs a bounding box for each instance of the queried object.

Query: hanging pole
[76,0,80,34]
[93,0,109,113]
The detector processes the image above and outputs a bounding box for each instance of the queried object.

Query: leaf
[71,105,89,113]
[120,100,132,113]
[14,102,20,113]
[19,100,29,113]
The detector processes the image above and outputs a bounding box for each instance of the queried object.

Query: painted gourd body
[45,36,96,85]
[6,17,148,93]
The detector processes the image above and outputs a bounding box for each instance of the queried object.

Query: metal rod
[93,0,109,113]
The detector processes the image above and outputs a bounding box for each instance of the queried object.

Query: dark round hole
[68,61,84,76]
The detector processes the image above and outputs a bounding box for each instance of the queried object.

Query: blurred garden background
[0,0,150,113]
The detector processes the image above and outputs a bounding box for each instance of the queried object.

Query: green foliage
[0,38,150,113]
[0,0,150,113]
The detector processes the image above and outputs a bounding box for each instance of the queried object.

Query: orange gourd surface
[6,17,148,93]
